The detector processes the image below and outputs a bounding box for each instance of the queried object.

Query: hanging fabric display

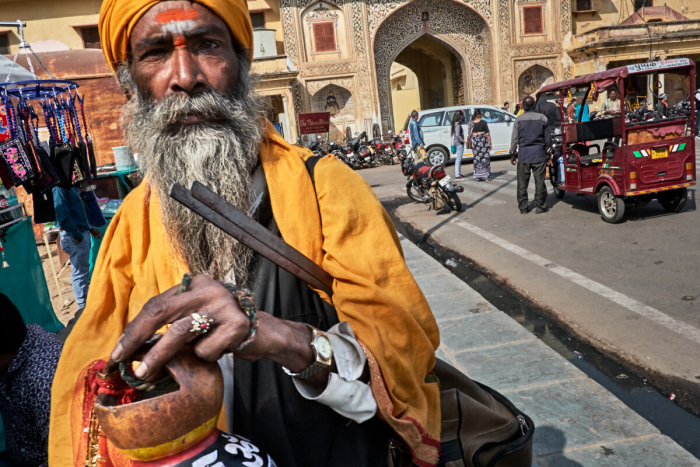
[0,139,35,185]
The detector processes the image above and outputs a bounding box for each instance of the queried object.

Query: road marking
[450,218,700,345]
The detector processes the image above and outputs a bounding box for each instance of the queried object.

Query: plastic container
[113,146,137,172]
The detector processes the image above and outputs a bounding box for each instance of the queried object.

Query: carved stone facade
[278,0,572,134]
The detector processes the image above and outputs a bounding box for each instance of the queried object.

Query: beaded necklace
[70,93,84,145]
[41,100,58,147]
[4,96,19,141]
[54,97,68,145]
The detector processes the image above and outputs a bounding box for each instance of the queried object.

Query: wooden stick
[169,183,334,296]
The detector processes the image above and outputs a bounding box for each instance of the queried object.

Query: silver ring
[190,313,214,336]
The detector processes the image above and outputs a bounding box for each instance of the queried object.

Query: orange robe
[49,123,441,466]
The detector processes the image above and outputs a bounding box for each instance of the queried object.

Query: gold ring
[190,313,214,336]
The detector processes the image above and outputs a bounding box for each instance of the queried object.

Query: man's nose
[167,47,208,96]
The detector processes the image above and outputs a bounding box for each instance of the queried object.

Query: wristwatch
[283,325,333,379]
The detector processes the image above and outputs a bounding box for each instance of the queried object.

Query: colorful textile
[472,133,491,181]
[0,325,63,467]
[50,121,441,467]
[0,139,35,186]
[99,0,253,71]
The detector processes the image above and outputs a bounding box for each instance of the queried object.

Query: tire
[407,182,429,203]
[553,186,566,199]
[659,187,688,213]
[426,147,448,166]
[445,191,462,212]
[597,185,625,223]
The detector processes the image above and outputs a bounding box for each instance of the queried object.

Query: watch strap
[283,360,329,379]
[282,325,332,379]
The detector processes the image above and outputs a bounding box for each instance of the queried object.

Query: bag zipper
[517,415,527,436]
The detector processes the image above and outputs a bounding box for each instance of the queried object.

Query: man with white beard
[50,2,441,467]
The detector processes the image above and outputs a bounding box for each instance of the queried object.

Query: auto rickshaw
[536,58,696,223]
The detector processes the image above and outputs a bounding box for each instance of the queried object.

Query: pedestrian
[566,101,576,123]
[510,96,552,214]
[51,2,441,466]
[52,181,101,313]
[694,87,700,139]
[575,97,590,122]
[452,110,467,179]
[656,93,669,118]
[601,89,621,115]
[516,101,524,116]
[502,101,510,113]
[0,293,63,467]
[409,109,426,161]
[470,109,493,181]
[535,97,562,185]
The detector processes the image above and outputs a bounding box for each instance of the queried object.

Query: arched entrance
[518,65,555,100]
[373,0,492,132]
[389,35,466,129]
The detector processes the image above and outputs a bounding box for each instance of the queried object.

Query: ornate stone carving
[373,0,493,119]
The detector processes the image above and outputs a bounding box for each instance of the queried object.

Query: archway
[390,35,466,128]
[373,0,492,132]
[310,84,355,141]
[518,65,555,100]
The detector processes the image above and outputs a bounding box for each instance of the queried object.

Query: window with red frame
[523,6,543,35]
[313,22,336,53]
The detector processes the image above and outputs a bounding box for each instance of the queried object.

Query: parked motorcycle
[349,131,374,168]
[403,158,463,212]
[308,136,328,156]
[389,130,407,161]
[371,136,395,165]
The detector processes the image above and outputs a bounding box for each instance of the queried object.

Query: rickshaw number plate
[652,148,668,159]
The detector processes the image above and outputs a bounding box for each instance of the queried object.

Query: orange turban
[99,0,253,71]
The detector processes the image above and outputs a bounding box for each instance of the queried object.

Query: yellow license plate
[652,148,668,159]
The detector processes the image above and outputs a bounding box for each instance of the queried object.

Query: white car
[404,105,516,166]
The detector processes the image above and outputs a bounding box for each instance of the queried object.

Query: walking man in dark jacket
[510,96,552,214]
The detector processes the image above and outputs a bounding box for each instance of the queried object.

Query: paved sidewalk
[400,236,700,467]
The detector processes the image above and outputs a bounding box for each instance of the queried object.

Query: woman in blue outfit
[452,110,466,179]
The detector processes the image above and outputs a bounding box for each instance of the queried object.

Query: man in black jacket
[510,96,552,214]
[656,94,669,119]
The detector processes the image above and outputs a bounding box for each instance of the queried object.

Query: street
[361,151,700,415]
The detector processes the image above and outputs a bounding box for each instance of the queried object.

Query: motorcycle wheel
[445,191,463,212]
[407,182,430,203]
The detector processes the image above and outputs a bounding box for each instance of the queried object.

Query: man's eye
[197,40,220,51]
[141,49,168,60]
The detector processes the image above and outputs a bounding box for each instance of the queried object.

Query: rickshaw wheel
[659,187,688,213]
[553,186,566,199]
[597,186,625,223]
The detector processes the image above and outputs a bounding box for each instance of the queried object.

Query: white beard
[118,66,266,283]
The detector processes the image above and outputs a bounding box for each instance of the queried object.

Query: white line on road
[450,218,700,345]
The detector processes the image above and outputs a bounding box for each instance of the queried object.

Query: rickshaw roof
[537,58,694,97]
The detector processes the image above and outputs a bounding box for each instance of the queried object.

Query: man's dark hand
[110,275,317,383]
[510,154,517,165]
[90,229,102,239]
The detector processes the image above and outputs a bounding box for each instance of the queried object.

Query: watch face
[316,335,333,361]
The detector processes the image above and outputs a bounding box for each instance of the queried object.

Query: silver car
[404,105,517,166]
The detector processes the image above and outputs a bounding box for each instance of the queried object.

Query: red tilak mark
[174,36,187,48]
[155,8,199,23]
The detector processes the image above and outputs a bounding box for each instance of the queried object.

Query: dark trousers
[517,161,547,211]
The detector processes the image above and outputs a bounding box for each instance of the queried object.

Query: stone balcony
[570,20,700,55]
[251,54,298,81]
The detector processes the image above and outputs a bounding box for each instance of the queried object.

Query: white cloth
[292,322,377,424]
